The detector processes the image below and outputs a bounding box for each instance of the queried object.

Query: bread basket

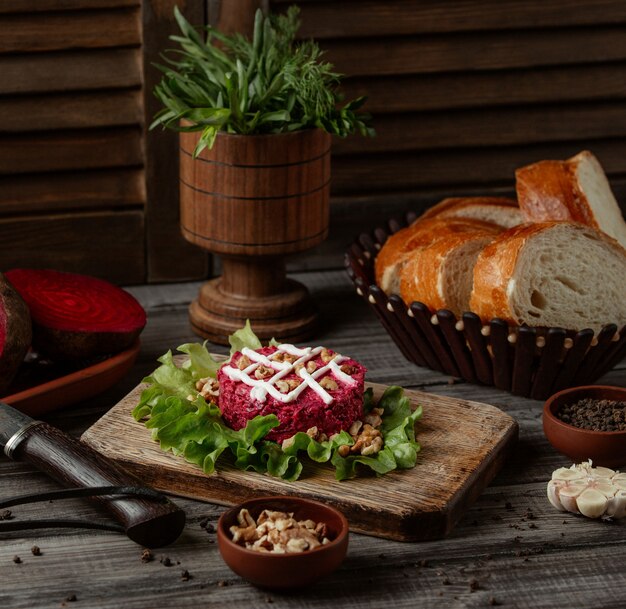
[345,212,626,400]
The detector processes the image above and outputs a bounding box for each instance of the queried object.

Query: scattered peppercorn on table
[2,271,625,609]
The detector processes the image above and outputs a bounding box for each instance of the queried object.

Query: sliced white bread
[470,221,626,332]
[375,217,502,295]
[418,196,523,229]
[516,150,626,250]
[400,231,498,316]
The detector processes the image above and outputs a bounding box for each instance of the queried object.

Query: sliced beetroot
[5,269,146,360]
[0,273,32,393]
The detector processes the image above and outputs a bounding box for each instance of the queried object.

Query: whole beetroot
[0,273,32,394]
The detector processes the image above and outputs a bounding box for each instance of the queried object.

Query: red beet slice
[5,269,146,360]
[0,273,32,393]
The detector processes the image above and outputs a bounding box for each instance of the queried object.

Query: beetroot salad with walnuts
[133,324,422,481]
[217,346,366,442]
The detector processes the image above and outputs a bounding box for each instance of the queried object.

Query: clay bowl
[217,496,349,590]
[543,385,626,467]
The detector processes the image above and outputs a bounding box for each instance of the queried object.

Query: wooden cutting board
[82,381,518,542]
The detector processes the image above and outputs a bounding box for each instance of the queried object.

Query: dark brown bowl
[543,385,626,467]
[217,496,349,590]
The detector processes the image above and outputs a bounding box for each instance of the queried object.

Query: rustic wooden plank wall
[2,1,625,282]
[0,0,146,283]
[269,0,626,271]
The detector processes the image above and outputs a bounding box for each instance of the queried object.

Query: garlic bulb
[547,461,626,519]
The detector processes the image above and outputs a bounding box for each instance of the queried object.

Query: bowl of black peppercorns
[543,385,626,467]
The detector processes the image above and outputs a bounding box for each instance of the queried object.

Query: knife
[0,402,185,548]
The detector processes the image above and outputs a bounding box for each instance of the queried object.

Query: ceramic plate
[1,340,140,417]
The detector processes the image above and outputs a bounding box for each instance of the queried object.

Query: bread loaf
[418,196,522,228]
[375,217,501,295]
[516,151,626,250]
[400,230,498,316]
[470,221,626,332]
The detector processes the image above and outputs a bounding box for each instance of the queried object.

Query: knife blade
[0,402,185,547]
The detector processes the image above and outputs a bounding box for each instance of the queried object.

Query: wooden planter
[179,127,331,345]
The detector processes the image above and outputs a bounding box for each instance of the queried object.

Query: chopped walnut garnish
[229,509,331,553]
[352,424,383,456]
[348,420,363,436]
[272,351,298,364]
[295,360,318,375]
[196,377,219,400]
[340,364,358,375]
[320,348,339,364]
[275,380,290,393]
[254,365,274,380]
[306,426,319,439]
[237,355,251,370]
[338,445,350,457]
[275,378,301,393]
[339,411,386,458]
[363,409,383,428]
[319,376,338,391]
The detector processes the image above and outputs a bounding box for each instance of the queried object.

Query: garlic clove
[606,490,626,519]
[559,486,585,513]
[547,481,565,511]
[593,482,617,498]
[552,467,585,481]
[577,488,608,519]
[593,466,616,479]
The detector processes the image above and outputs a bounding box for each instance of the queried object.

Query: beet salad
[217,344,366,442]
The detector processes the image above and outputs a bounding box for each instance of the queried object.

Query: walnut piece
[237,355,251,370]
[339,409,386,458]
[272,352,298,364]
[319,376,338,391]
[196,377,219,400]
[254,365,274,380]
[230,508,332,554]
[340,364,358,375]
[320,348,340,364]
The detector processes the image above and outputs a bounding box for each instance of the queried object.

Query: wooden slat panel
[342,63,626,114]
[284,0,626,38]
[334,102,626,155]
[324,27,626,76]
[0,90,143,132]
[0,169,146,215]
[0,128,144,175]
[0,211,145,284]
[331,140,626,193]
[0,8,141,54]
[0,49,142,95]
[143,0,209,283]
[0,0,139,12]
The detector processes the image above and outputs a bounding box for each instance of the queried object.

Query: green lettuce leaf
[228,319,262,355]
[131,325,423,481]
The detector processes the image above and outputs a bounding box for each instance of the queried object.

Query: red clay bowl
[217,496,349,590]
[543,385,626,467]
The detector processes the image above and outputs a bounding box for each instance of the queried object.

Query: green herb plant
[132,322,422,482]
[151,6,373,156]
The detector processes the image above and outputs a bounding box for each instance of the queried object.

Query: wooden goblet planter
[179,127,331,345]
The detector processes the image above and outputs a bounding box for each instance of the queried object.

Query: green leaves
[150,6,373,150]
[132,330,421,482]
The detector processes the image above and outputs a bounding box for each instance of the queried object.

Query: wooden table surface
[2,270,625,609]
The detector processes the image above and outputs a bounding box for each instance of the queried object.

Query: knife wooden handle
[12,422,186,548]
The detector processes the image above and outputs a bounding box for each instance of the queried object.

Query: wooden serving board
[82,381,518,542]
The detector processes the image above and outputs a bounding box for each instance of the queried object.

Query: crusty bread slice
[375,217,502,295]
[400,232,497,315]
[419,196,522,229]
[470,221,626,332]
[516,150,626,250]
